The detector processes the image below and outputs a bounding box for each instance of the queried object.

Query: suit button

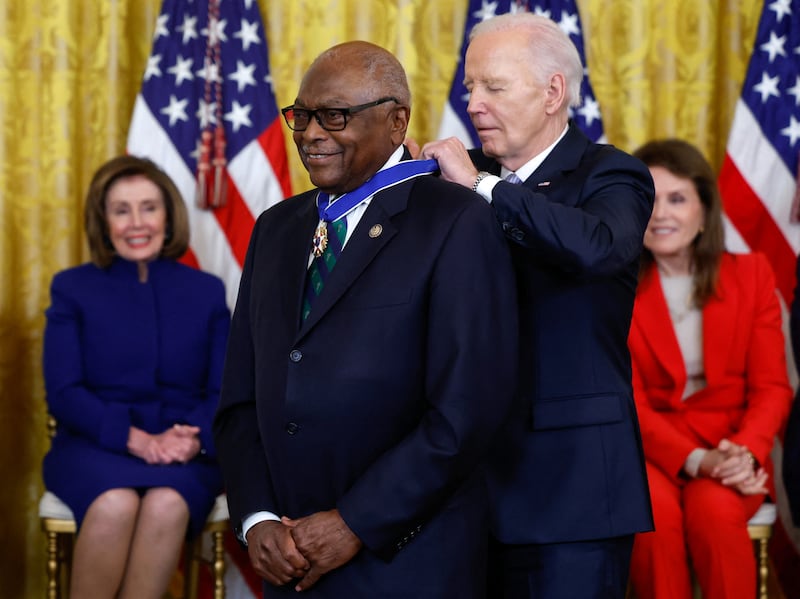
[286,422,300,435]
[511,228,524,241]
[501,222,512,232]
[289,349,302,362]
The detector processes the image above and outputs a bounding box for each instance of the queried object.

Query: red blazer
[628,252,792,486]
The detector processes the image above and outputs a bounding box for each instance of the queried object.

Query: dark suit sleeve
[213,219,278,539]
[787,255,800,525]
[337,194,518,556]
[791,255,800,374]
[784,389,800,526]
[490,148,654,276]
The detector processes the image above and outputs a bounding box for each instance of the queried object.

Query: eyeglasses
[281,97,399,132]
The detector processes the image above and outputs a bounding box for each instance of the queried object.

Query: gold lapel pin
[369,224,383,238]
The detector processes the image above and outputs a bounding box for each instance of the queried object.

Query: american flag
[127,0,291,310]
[719,0,800,305]
[437,0,605,146]
[718,2,800,594]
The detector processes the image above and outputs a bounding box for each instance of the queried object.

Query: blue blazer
[475,123,655,544]
[42,258,229,534]
[214,159,519,598]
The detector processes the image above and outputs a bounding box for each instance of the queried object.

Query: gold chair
[39,490,229,599]
[626,501,777,599]
[747,501,776,599]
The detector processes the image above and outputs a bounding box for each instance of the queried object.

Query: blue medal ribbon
[316,158,439,222]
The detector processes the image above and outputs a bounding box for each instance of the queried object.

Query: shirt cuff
[241,510,281,545]
[684,448,708,478]
[475,174,501,202]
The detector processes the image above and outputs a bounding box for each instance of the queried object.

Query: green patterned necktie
[302,218,347,322]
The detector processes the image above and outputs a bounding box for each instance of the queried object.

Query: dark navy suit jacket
[783,256,800,527]
[214,156,518,598]
[474,123,655,544]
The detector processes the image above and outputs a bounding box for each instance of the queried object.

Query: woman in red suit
[627,139,792,599]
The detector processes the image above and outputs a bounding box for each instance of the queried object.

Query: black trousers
[487,534,634,599]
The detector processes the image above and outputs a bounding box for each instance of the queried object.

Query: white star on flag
[161,94,189,125]
[154,14,170,39]
[782,115,800,145]
[229,60,257,93]
[760,31,787,62]
[144,55,162,81]
[557,11,580,37]
[234,19,261,51]
[167,55,194,86]
[754,72,781,103]
[473,1,499,21]
[177,15,198,44]
[224,100,253,132]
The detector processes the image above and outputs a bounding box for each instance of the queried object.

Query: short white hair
[470,13,583,108]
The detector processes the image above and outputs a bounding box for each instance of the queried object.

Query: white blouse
[660,273,706,400]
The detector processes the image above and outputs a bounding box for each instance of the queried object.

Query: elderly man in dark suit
[213,40,518,598]
[421,12,655,599]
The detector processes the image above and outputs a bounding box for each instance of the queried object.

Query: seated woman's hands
[127,424,201,464]
[698,438,769,495]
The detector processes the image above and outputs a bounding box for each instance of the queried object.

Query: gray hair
[470,13,583,108]
[310,41,411,108]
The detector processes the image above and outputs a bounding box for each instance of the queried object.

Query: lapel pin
[369,224,383,238]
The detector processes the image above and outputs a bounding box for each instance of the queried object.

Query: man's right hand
[420,137,480,189]
[246,520,310,587]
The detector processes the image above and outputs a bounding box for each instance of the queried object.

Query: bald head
[304,41,411,109]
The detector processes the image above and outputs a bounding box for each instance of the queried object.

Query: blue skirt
[43,431,223,538]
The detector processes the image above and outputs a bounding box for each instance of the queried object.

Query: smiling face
[105,175,167,265]
[292,44,409,195]
[644,166,706,275]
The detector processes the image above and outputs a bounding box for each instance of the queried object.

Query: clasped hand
[127,424,201,464]
[698,438,768,495]
[246,509,362,592]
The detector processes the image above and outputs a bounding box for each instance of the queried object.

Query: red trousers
[630,462,763,599]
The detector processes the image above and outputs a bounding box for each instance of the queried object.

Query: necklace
[668,293,694,323]
[661,273,695,324]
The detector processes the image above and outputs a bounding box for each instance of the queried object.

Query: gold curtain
[0,1,760,596]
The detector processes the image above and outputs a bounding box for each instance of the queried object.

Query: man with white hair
[422,13,655,598]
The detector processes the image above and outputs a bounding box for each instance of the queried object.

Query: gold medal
[312,222,329,257]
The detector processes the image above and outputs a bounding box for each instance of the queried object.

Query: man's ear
[390,105,410,145]
[544,72,567,115]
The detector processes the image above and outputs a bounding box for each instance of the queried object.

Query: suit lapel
[296,180,407,339]
[702,256,735,384]
[634,268,687,392]
[524,122,587,188]
[284,195,320,326]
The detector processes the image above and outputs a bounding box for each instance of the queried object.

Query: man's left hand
[282,509,362,592]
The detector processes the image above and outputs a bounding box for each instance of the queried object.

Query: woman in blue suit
[42,156,230,599]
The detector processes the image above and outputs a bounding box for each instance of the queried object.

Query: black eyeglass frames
[281,97,399,131]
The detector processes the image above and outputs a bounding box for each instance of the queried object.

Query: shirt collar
[500,123,569,182]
